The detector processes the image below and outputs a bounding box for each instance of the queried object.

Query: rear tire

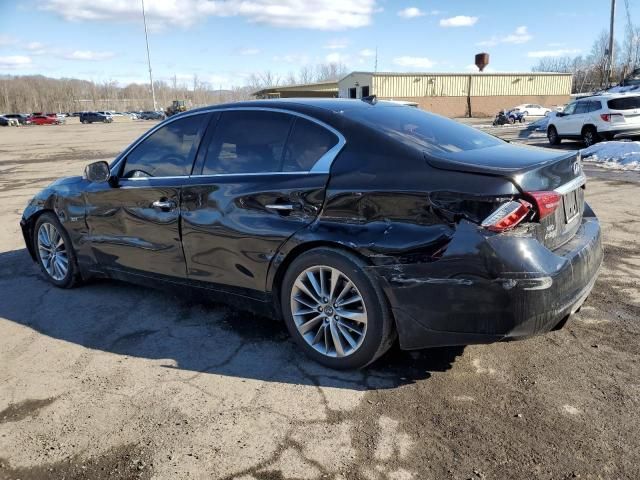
[547,125,561,145]
[582,126,599,147]
[33,212,80,288]
[281,248,396,369]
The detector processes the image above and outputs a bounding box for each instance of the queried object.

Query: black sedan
[20,99,602,369]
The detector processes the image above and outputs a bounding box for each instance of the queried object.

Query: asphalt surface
[0,119,638,480]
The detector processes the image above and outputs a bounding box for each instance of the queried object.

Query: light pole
[141,0,157,111]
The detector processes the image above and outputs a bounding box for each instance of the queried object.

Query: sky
[0,0,637,89]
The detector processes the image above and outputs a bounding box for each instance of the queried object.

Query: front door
[84,113,210,278]
[555,102,577,135]
[181,109,343,295]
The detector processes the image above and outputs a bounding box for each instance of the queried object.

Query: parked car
[3,113,31,125]
[139,110,166,120]
[30,115,61,125]
[547,93,640,146]
[512,104,551,117]
[80,112,113,124]
[0,115,19,126]
[19,99,602,369]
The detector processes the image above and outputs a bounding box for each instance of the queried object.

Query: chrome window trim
[110,107,346,179]
[554,173,586,195]
[119,171,319,182]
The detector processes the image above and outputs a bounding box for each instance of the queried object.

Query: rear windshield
[344,105,502,153]
[607,97,640,110]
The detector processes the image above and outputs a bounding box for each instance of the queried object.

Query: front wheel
[547,126,561,145]
[33,212,80,288]
[281,248,395,369]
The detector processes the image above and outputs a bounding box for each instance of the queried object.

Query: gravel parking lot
[1,121,639,480]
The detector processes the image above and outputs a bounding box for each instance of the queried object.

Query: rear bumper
[368,215,603,350]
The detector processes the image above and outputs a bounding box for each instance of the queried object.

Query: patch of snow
[581,141,640,171]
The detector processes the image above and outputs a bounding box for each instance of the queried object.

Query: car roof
[188,98,409,115]
[575,92,640,100]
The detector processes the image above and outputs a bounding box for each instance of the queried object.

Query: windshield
[344,105,503,154]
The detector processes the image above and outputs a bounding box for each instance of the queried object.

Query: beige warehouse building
[253,80,338,99]
[339,71,572,118]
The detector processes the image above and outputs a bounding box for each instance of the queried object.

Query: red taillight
[527,191,561,220]
[600,113,623,122]
[481,200,531,232]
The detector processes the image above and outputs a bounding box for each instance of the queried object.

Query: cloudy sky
[0,0,635,88]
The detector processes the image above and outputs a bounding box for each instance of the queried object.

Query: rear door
[84,113,210,278]
[181,108,344,294]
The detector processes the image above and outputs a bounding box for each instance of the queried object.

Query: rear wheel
[582,126,599,147]
[547,126,561,145]
[281,248,395,369]
[33,212,80,288]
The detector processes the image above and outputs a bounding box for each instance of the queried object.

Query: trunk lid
[426,143,585,250]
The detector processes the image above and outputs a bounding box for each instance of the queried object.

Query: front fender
[20,177,88,261]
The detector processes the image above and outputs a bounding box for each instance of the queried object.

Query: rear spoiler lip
[425,149,577,177]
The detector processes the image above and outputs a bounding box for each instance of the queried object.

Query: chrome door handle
[152,200,176,210]
[265,204,295,211]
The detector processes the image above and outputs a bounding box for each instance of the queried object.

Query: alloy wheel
[37,222,69,281]
[290,265,367,358]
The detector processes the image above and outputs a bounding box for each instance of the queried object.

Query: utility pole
[607,0,616,87]
[374,46,378,73]
[141,0,157,111]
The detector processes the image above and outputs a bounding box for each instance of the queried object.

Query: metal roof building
[339,71,573,117]
[252,80,338,99]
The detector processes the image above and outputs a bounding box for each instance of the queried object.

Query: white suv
[547,93,640,146]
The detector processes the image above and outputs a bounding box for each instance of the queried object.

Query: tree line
[532,25,640,93]
[0,62,348,114]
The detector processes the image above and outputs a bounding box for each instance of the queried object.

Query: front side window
[122,114,206,178]
[574,102,588,114]
[282,118,338,172]
[563,103,577,115]
[202,111,293,175]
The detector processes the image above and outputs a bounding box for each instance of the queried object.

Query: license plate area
[562,190,579,224]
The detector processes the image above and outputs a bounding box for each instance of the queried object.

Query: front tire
[547,125,561,145]
[281,248,395,369]
[33,212,80,288]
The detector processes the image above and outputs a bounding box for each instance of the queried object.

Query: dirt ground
[0,120,638,480]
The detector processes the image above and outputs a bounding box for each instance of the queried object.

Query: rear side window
[345,105,502,153]
[202,111,293,174]
[282,118,338,171]
[607,97,640,110]
[122,114,207,178]
[589,101,602,112]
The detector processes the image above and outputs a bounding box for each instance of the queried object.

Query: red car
[30,115,61,125]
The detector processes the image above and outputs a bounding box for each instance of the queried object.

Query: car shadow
[0,248,464,390]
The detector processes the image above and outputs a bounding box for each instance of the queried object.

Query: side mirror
[84,161,111,183]
[556,112,566,117]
